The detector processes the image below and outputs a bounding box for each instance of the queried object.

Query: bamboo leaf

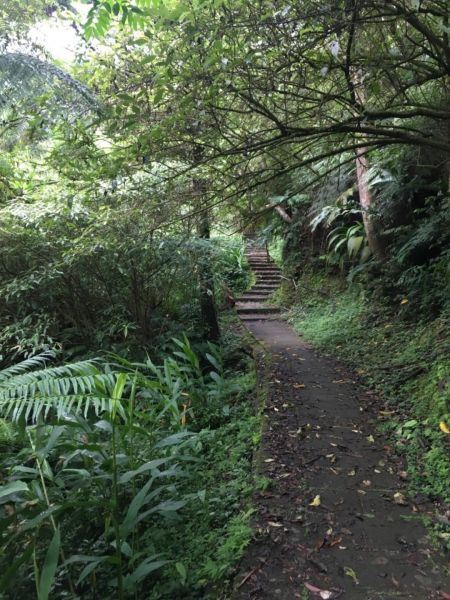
[37,527,60,600]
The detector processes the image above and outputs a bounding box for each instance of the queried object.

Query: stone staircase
[236,240,282,322]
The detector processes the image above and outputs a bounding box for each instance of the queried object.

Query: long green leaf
[38,527,60,600]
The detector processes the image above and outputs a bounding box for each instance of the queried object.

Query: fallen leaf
[393,492,408,505]
[293,383,306,389]
[439,421,450,434]
[366,435,375,443]
[400,298,409,305]
[347,469,356,476]
[309,494,321,507]
[268,521,283,527]
[264,458,275,463]
[314,537,325,551]
[344,566,359,584]
[379,410,395,416]
[362,480,372,487]
[329,537,342,547]
[304,582,333,599]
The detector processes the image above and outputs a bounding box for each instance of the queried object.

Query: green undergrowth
[149,371,259,599]
[283,271,450,547]
[0,326,261,599]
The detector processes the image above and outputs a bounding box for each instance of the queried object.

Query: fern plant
[0,341,215,599]
[0,351,117,422]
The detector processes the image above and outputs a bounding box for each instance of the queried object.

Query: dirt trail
[234,243,449,600]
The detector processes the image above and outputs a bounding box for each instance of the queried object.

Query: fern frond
[0,353,119,423]
[0,52,98,111]
[0,351,55,383]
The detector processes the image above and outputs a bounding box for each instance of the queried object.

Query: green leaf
[0,480,28,501]
[175,561,187,584]
[124,558,167,589]
[38,527,60,600]
[118,458,168,484]
[347,236,364,257]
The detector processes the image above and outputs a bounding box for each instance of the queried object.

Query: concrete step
[241,289,275,295]
[236,305,280,314]
[239,313,279,322]
[238,295,271,302]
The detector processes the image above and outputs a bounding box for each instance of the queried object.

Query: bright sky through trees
[31,2,88,62]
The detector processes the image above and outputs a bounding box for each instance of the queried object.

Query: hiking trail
[233,239,449,600]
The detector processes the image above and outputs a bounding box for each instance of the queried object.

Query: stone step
[249,264,276,268]
[241,289,275,295]
[239,313,279,322]
[250,285,278,291]
[238,295,271,302]
[236,305,280,314]
[250,265,280,270]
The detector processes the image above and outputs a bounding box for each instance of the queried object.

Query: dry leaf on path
[344,566,359,584]
[309,494,321,507]
[393,492,408,505]
[304,582,333,599]
[293,383,306,389]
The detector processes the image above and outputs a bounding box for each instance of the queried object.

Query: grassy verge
[279,270,450,548]
[148,318,263,599]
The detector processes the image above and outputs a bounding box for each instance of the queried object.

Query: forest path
[234,245,449,600]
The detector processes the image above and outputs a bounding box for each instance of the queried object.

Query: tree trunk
[355,146,386,259]
[197,211,220,341]
[351,67,386,259]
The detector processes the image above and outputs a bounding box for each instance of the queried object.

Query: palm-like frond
[0,52,100,148]
[0,353,118,422]
[0,52,98,111]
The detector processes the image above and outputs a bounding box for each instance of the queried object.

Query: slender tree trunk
[351,67,386,259]
[196,209,220,341]
[192,147,220,341]
[355,146,386,259]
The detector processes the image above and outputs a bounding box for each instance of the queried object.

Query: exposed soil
[233,243,450,600]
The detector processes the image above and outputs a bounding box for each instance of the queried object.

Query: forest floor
[233,317,450,600]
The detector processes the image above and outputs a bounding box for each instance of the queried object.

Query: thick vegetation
[0,0,449,597]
